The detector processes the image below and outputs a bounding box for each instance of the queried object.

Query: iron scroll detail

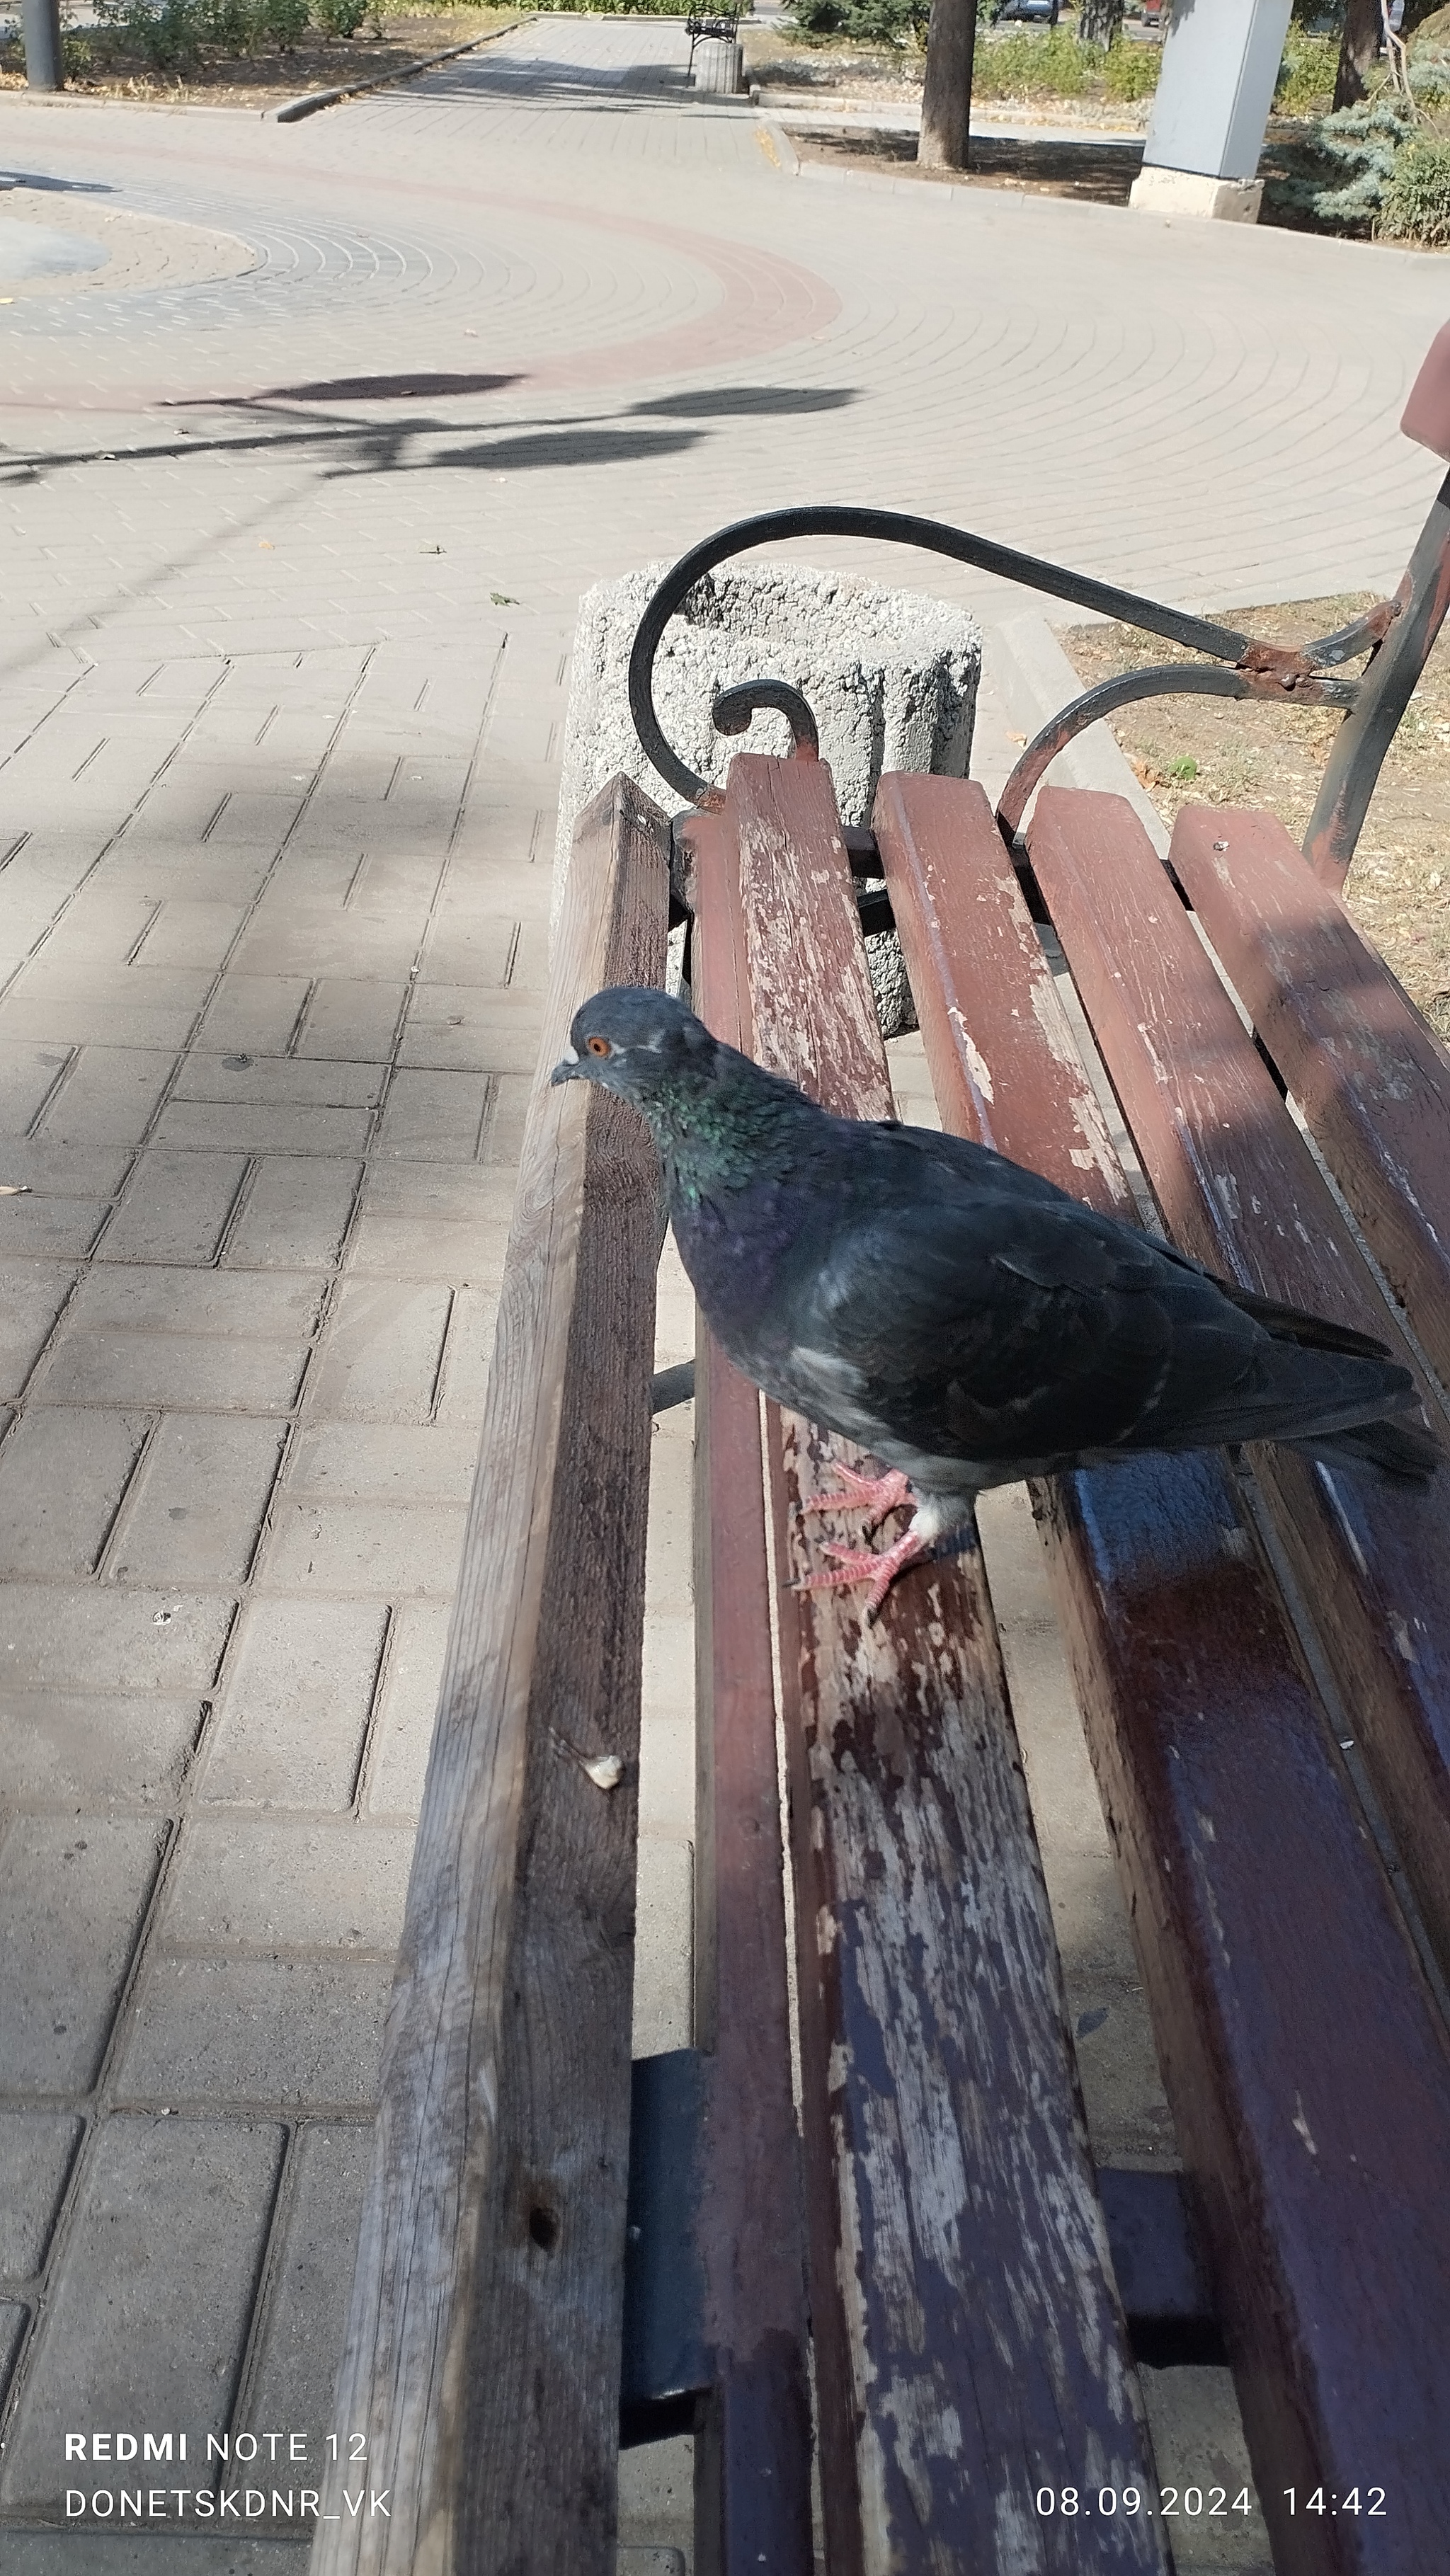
[625,504,1257,815]
[626,505,1395,869]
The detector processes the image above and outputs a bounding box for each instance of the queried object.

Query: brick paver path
[1,23,1446,2563]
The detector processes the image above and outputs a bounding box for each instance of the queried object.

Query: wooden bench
[313,328,1450,2572]
[311,733,1450,2576]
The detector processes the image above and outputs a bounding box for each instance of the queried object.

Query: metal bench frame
[685,1,741,77]
[627,354,1450,895]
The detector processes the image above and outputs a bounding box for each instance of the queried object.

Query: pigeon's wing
[782,1187,1410,1472]
[778,1191,1187,1465]
[891,1119,1402,1363]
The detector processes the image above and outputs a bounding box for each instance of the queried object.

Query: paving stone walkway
[1,21,1447,2568]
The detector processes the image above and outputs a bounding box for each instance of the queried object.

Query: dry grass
[0,5,517,105]
[1061,596,1450,1049]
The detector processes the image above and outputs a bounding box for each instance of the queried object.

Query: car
[989,0,1061,21]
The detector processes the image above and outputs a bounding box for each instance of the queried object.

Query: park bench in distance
[312,340,1450,2576]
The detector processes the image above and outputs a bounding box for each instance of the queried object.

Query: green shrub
[204,0,249,46]
[1101,35,1157,98]
[89,0,364,65]
[260,0,307,43]
[93,0,205,69]
[1274,30,1335,116]
[1381,130,1450,239]
[974,28,1087,97]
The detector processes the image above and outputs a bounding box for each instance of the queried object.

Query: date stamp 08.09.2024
[1032,2482,1388,2525]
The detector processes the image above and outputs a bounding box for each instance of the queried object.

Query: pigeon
[552,987,1441,1609]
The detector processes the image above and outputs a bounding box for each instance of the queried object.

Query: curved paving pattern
[1,25,1448,2565]
[1,16,1444,629]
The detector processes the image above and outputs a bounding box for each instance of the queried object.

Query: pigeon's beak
[550,1044,583,1088]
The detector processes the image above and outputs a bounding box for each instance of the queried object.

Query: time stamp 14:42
[1032,2486,1388,2519]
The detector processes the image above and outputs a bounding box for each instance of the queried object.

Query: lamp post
[23,0,64,88]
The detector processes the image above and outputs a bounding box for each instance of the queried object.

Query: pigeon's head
[551,986,717,1109]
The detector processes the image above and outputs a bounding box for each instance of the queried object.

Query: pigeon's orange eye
[587,1036,612,1057]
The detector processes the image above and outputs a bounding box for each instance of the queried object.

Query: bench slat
[723,753,1168,2576]
[1168,802,1450,1389]
[1025,785,1450,1971]
[314,777,669,2576]
[874,770,1450,2576]
[685,808,816,2575]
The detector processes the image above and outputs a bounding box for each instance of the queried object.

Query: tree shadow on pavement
[248,372,523,403]
[331,420,707,474]
[0,170,115,195]
[633,387,855,417]
[1,384,855,486]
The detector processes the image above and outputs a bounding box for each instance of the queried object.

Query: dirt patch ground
[0,6,516,108]
[1059,597,1450,1049]
[791,124,1142,200]
[741,30,1153,202]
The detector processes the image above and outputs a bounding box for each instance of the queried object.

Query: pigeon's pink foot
[799,1462,914,1525]
[797,1523,932,1618]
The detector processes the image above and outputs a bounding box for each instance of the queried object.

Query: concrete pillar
[1130,0,1292,222]
[22,0,64,88]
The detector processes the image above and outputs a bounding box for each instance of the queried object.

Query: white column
[1130,0,1294,222]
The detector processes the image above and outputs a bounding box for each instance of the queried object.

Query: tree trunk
[1077,0,1124,46]
[920,0,976,170]
[1334,0,1383,104]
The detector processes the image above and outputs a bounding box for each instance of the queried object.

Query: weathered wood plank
[874,768,1450,2576]
[312,775,669,2576]
[1025,785,1450,1971]
[680,807,815,2576]
[723,752,1167,2576]
[1168,801,1450,1388]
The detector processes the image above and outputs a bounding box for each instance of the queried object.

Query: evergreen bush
[1262,92,1417,229]
[788,0,924,42]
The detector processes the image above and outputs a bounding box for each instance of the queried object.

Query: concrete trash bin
[691,35,743,91]
[554,559,982,1037]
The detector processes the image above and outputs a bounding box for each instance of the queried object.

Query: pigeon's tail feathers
[1165,1340,1432,1466]
[1202,1288,1442,1482]
[1295,1413,1444,1485]
[1217,1280,1400,1362]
